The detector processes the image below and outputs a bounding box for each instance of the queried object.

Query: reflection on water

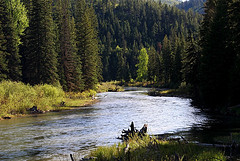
[0,87,239,160]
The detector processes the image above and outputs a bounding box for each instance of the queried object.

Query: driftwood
[118,122,148,141]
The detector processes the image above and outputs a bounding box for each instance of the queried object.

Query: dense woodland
[0,0,240,110]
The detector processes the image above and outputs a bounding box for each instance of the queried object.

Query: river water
[0,87,239,160]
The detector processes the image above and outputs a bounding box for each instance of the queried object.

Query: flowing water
[0,87,239,160]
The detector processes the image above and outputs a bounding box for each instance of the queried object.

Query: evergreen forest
[0,0,240,110]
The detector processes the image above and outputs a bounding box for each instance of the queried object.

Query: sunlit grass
[0,81,100,119]
[87,134,226,161]
[0,81,65,118]
[96,81,124,93]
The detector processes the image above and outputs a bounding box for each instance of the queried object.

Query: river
[0,87,239,160]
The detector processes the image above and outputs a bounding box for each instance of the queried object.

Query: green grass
[86,134,226,161]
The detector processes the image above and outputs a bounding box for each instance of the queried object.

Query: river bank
[82,134,227,161]
[0,81,123,120]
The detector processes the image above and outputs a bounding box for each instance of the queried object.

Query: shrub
[0,81,64,117]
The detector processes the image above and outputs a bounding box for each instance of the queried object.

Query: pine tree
[172,40,183,87]
[148,46,161,82]
[55,0,83,91]
[161,35,173,86]
[22,0,58,85]
[199,0,232,108]
[182,32,201,99]
[0,0,7,81]
[75,0,100,90]
[228,0,240,105]
[115,46,130,82]
[3,0,28,81]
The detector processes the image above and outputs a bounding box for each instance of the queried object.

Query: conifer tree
[227,0,240,105]
[148,46,161,82]
[0,0,7,81]
[172,41,183,87]
[161,35,173,86]
[54,0,83,91]
[75,0,100,90]
[22,0,58,85]
[182,33,200,86]
[3,0,28,81]
[199,0,231,108]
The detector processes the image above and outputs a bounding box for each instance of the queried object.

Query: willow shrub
[89,134,226,161]
[0,81,64,117]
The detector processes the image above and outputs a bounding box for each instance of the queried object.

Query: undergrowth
[0,81,64,118]
[87,134,226,161]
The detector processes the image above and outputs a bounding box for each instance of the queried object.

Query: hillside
[176,0,206,13]
[91,0,202,84]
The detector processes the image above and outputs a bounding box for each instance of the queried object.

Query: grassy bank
[0,81,124,119]
[0,81,65,119]
[0,81,97,119]
[84,134,226,161]
[148,83,192,98]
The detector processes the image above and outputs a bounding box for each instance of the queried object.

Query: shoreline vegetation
[76,122,239,161]
[0,81,123,120]
[79,134,228,161]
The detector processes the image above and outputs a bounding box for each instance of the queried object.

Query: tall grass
[88,134,226,161]
[97,81,124,93]
[0,81,64,118]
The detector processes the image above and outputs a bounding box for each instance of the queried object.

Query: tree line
[0,0,101,92]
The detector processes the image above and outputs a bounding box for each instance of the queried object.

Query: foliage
[65,89,97,99]
[0,81,64,118]
[0,0,7,81]
[54,0,84,92]
[190,0,240,109]
[75,0,101,90]
[87,134,226,161]
[96,81,124,93]
[93,0,202,85]
[136,48,149,82]
[5,0,29,45]
[22,0,59,85]
[177,0,206,14]
[1,0,28,81]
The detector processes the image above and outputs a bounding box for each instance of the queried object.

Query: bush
[0,81,64,117]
